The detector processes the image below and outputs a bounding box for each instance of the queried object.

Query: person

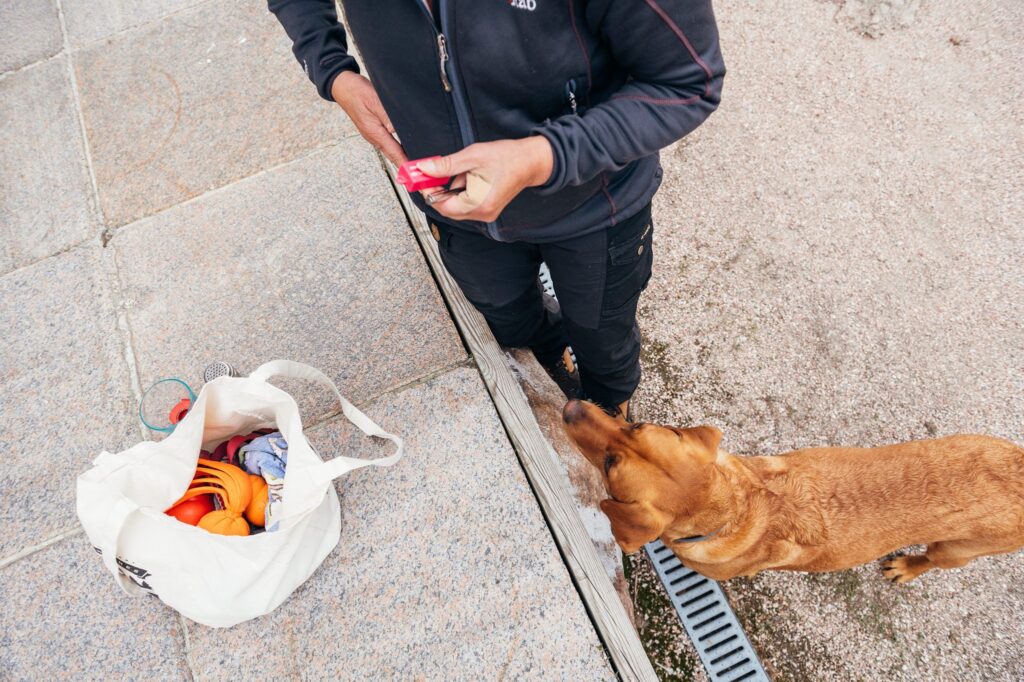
[269,0,725,420]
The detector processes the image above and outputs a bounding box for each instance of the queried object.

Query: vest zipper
[417,1,502,240]
[437,34,452,92]
[437,2,501,240]
[567,79,578,115]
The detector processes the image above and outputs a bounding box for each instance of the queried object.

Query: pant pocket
[602,210,654,318]
[607,204,653,265]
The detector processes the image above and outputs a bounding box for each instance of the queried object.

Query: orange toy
[171,458,253,536]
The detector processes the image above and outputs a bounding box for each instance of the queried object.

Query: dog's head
[562,400,723,553]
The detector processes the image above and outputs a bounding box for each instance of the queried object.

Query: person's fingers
[365,94,396,135]
[463,172,493,205]
[420,174,465,202]
[418,147,479,179]
[378,134,408,166]
[362,121,407,166]
[430,191,480,219]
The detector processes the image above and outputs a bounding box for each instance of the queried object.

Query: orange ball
[198,509,250,536]
[244,474,269,527]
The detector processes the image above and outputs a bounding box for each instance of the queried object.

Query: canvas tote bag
[76,359,403,627]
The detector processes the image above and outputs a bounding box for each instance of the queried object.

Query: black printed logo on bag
[93,546,155,592]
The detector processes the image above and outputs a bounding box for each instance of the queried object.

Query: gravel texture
[633,0,1023,679]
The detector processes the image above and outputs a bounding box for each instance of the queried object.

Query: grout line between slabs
[102,244,150,443]
[178,612,199,682]
[0,0,223,74]
[305,358,474,433]
[0,132,363,282]
[107,131,363,240]
[62,0,221,54]
[0,49,65,81]
[0,527,84,570]
[54,0,106,235]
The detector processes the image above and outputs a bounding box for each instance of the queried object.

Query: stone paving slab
[0,533,189,680]
[0,0,61,73]
[0,246,137,561]
[112,142,466,423]
[75,0,352,228]
[1,57,96,275]
[185,367,613,680]
[62,0,208,48]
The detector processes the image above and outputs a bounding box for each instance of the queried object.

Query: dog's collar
[672,524,725,544]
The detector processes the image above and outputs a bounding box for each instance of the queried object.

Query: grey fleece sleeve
[534,0,725,193]
[267,0,360,102]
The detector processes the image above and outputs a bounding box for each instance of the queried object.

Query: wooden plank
[381,161,657,681]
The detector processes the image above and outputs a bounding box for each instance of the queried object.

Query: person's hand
[418,136,554,222]
[331,71,407,166]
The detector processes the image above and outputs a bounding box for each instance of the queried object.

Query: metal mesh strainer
[202,361,238,383]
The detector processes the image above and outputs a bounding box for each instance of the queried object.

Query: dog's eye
[604,454,618,476]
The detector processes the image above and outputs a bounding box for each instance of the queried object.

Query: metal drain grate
[540,260,765,679]
[645,541,769,681]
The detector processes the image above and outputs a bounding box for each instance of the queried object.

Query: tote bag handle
[94,495,150,596]
[248,360,404,484]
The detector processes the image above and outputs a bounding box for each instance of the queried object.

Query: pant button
[637,244,644,255]
[430,223,440,241]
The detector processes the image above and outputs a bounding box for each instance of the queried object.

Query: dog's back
[745,434,1024,572]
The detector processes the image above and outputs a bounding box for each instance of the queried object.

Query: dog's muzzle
[563,400,587,424]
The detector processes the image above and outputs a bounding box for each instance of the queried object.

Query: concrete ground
[632,0,1023,679]
[0,1,613,678]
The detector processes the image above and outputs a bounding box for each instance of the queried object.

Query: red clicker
[396,157,451,192]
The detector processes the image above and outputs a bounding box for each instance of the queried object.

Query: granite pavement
[0,2,616,678]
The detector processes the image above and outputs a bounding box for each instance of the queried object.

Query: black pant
[431,204,654,407]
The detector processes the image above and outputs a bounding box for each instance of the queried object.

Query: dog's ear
[687,425,722,458]
[600,499,667,553]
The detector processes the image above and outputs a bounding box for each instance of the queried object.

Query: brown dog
[562,400,1024,583]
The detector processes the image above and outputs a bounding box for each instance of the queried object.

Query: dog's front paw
[880,555,929,584]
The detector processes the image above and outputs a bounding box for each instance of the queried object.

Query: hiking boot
[541,347,583,401]
[597,399,633,422]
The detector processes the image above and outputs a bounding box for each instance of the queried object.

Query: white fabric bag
[76,360,403,628]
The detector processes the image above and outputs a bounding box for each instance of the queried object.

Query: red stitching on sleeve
[610,94,702,105]
[600,172,618,221]
[641,0,713,97]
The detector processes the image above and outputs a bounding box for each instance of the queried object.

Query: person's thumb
[418,148,476,178]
